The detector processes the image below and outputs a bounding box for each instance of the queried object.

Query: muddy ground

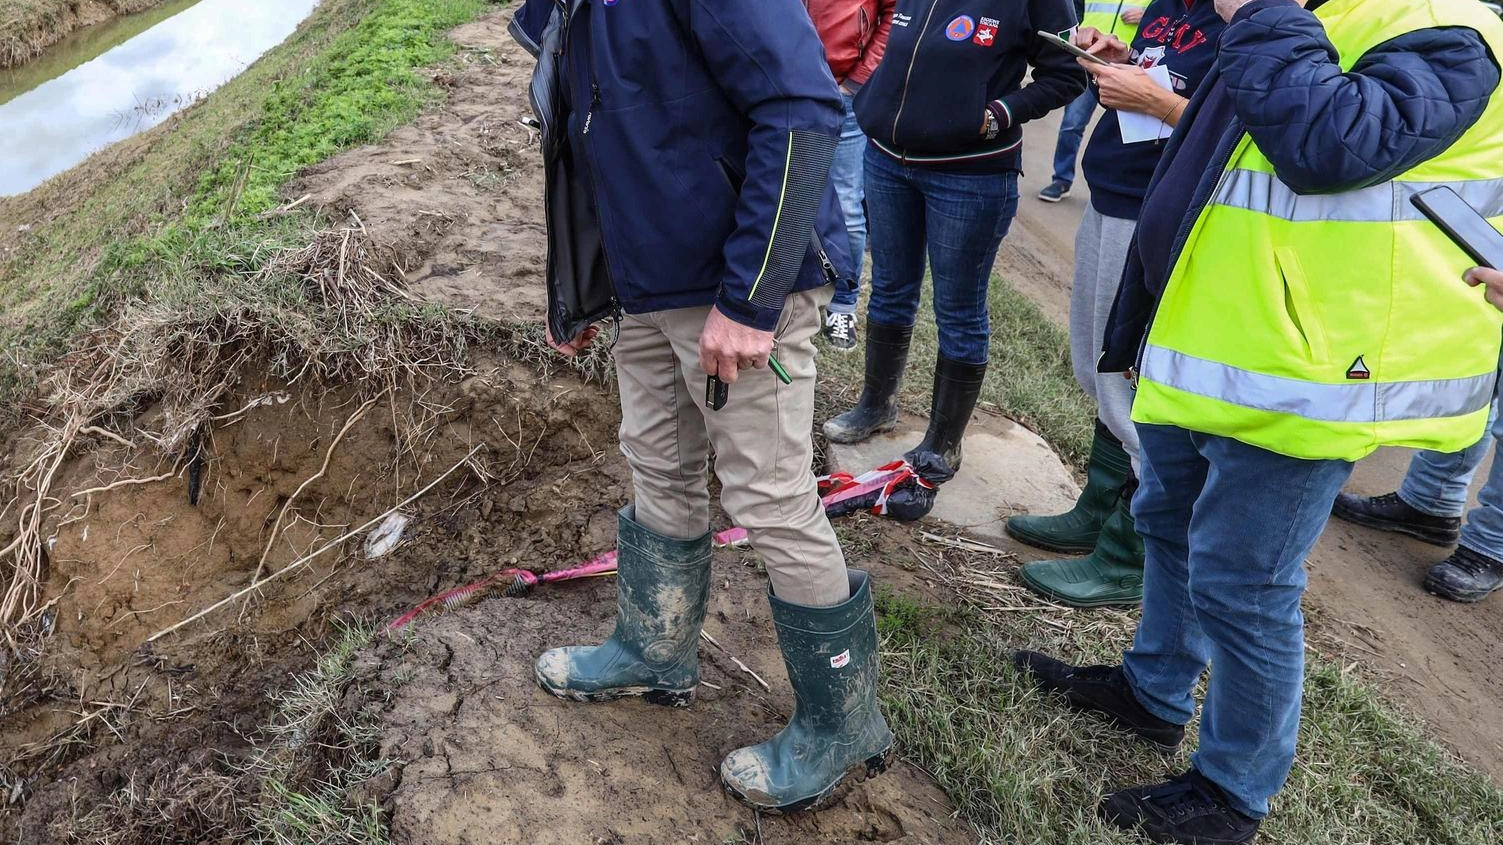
[0,11,974,842]
[3,4,1502,843]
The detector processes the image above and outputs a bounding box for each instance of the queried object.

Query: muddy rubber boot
[1019,484,1145,608]
[1007,421,1132,554]
[535,506,710,708]
[823,322,912,444]
[903,356,987,473]
[720,571,895,813]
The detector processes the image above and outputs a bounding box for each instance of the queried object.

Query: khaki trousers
[614,288,849,607]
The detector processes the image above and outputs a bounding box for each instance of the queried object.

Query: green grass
[0,0,499,422]
[248,619,393,845]
[818,279,1097,469]
[873,570,1503,844]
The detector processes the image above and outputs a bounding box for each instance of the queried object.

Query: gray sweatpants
[1069,205,1141,467]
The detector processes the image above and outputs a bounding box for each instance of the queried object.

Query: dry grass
[0,0,166,68]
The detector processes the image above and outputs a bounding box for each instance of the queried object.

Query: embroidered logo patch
[973,17,998,46]
[946,15,976,41]
[830,649,852,669]
[1347,356,1371,380]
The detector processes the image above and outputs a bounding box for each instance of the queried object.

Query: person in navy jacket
[824,0,1087,486]
[510,0,895,815]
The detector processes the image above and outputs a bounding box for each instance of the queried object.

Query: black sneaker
[1424,545,1503,603]
[822,311,858,352]
[1012,651,1184,751]
[1038,180,1072,202]
[1330,491,1460,547]
[1100,769,1261,844]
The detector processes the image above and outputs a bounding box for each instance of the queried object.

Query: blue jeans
[830,93,868,315]
[1051,89,1098,187]
[863,146,1019,364]
[1398,352,1503,559]
[1124,424,1354,819]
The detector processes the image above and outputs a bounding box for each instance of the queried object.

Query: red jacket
[806,0,895,89]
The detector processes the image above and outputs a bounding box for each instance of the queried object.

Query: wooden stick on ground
[147,445,482,643]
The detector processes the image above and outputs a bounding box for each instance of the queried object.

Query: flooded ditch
[0,0,321,197]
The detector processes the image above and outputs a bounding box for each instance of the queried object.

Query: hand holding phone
[1036,30,1112,65]
[1410,186,1503,270]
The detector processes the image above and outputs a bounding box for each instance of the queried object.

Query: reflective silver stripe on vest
[1142,345,1496,423]
[1214,169,1503,223]
[1084,2,1128,13]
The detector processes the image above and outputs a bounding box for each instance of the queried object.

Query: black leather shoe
[1100,769,1261,844]
[1012,651,1184,751]
[1424,545,1503,603]
[1331,491,1460,547]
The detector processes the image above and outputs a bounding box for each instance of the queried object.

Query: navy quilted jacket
[1099,0,1502,373]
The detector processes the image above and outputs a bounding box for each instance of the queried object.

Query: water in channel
[0,0,322,197]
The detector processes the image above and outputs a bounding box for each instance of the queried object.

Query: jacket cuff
[715,290,782,332]
[1232,0,1296,24]
[988,99,1014,129]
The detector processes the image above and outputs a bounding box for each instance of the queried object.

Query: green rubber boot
[720,571,895,813]
[1006,420,1131,554]
[1019,486,1145,608]
[535,506,711,708]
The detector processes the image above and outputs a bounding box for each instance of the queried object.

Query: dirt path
[1007,112,1503,779]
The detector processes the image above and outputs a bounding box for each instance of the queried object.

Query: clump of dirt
[349,552,971,845]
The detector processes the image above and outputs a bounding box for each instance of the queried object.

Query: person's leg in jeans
[862,149,928,333]
[823,149,927,444]
[1043,89,1097,197]
[828,94,868,316]
[1399,410,1495,516]
[1121,424,1213,727]
[1128,426,1353,818]
[1428,405,1503,600]
[917,168,1019,366]
[901,167,1018,470]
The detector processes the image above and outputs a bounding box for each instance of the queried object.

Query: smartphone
[1036,30,1111,66]
[1411,186,1503,270]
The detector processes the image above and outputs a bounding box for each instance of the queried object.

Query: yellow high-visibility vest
[1132,0,1503,462]
[1082,0,1151,41]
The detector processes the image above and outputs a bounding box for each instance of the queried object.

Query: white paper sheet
[1116,64,1177,144]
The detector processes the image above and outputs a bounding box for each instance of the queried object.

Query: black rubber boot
[823,322,913,444]
[1424,545,1503,603]
[1331,491,1460,547]
[1012,651,1185,751]
[904,356,987,473]
[1008,421,1133,554]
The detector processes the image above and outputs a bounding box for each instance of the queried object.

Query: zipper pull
[583,83,601,135]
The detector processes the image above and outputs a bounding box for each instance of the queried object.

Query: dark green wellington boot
[1007,420,1132,554]
[1019,485,1145,607]
[720,571,895,813]
[824,322,913,444]
[535,506,711,707]
[903,356,987,472]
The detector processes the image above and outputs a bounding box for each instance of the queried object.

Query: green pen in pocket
[768,353,792,386]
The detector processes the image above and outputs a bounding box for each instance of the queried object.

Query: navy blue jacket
[854,0,1086,173]
[1100,0,1502,373]
[512,0,854,339]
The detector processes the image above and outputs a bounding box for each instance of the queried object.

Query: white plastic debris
[364,512,411,559]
